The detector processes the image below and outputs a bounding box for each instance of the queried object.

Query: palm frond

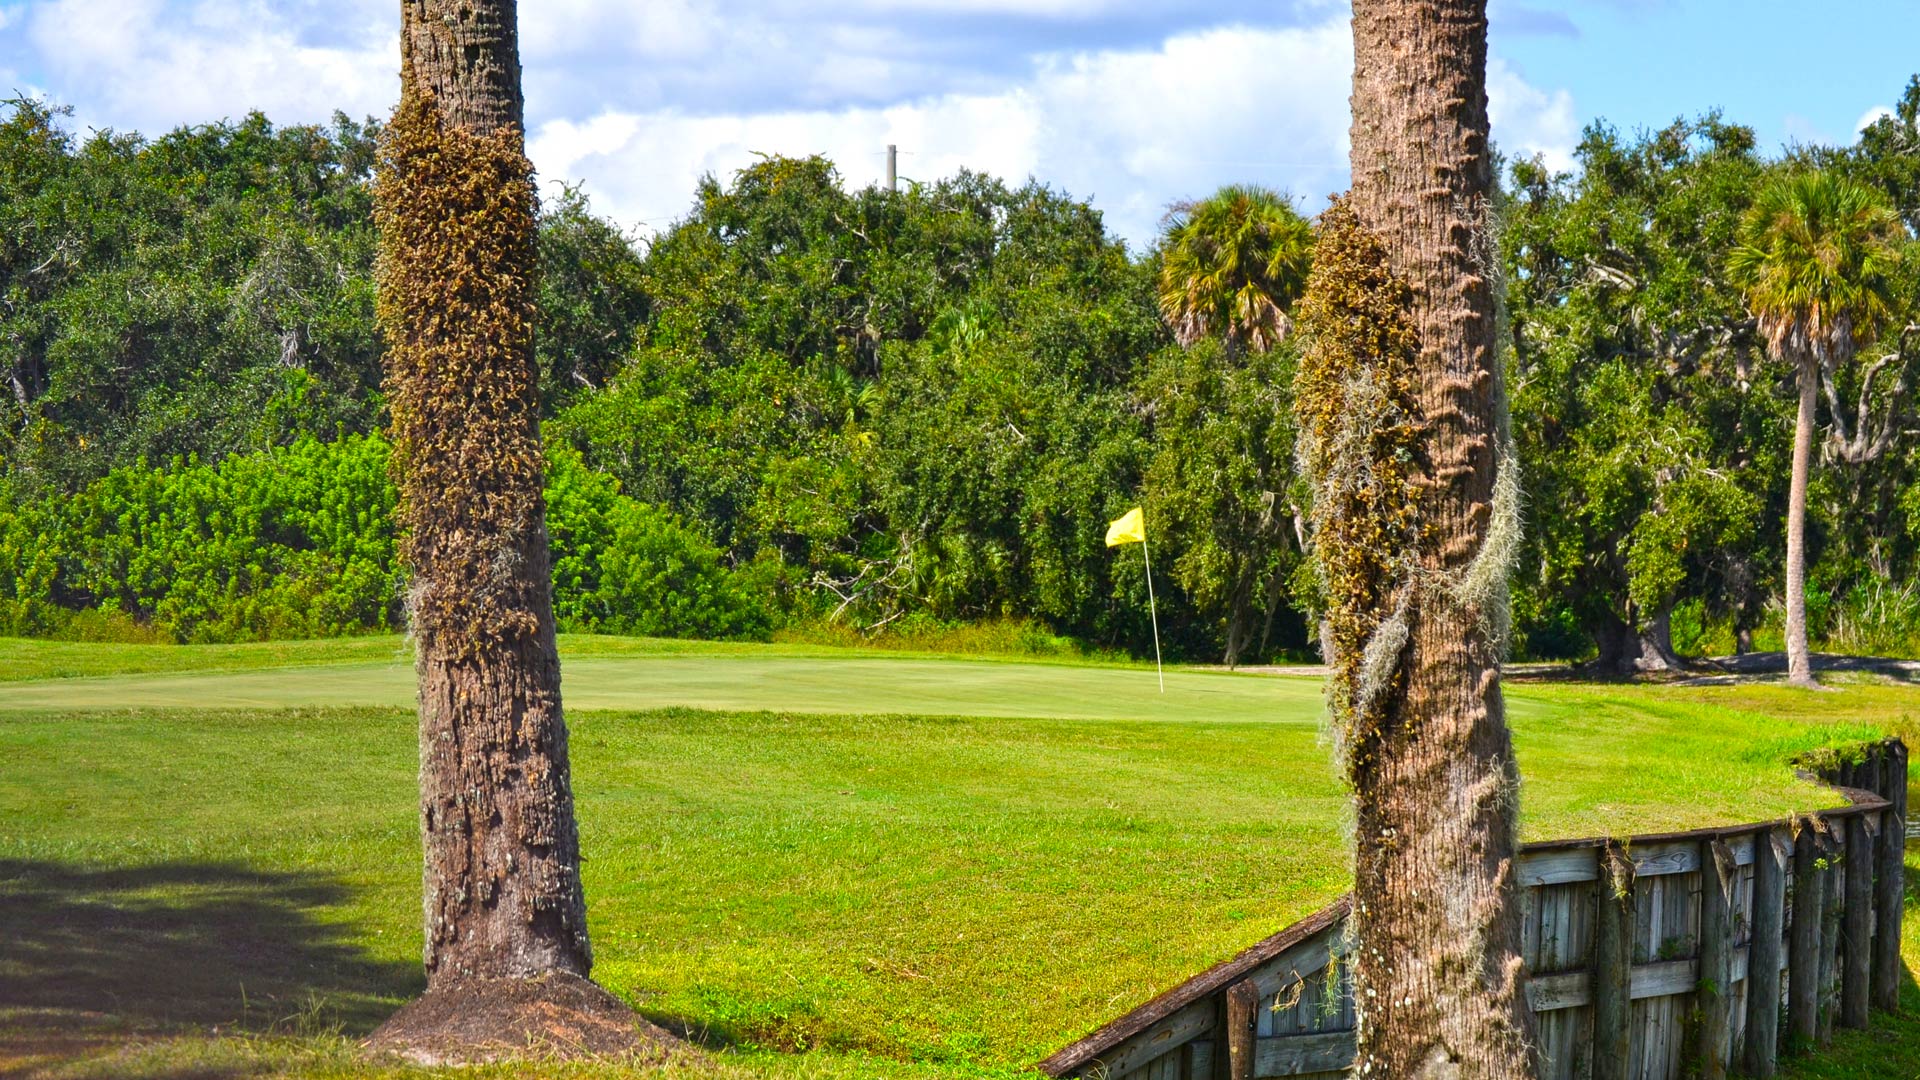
[1157,185,1315,353]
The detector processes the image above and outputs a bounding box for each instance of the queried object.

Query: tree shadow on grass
[0,859,419,1073]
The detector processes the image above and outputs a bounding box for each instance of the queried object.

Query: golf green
[0,653,1329,723]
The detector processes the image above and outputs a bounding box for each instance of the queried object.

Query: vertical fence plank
[1788,824,1825,1047]
[1698,839,1737,1078]
[1745,826,1788,1077]
[1842,812,1874,1029]
[1594,840,1634,1080]
[1874,809,1905,1011]
[1816,830,1842,1046]
[1875,745,1908,1011]
[1223,979,1255,1080]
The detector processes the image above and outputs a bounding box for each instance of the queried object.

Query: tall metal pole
[887,144,898,192]
[1142,534,1164,693]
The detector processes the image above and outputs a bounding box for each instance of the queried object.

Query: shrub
[0,435,401,642]
[544,445,774,640]
[0,435,775,644]
[1823,579,1920,659]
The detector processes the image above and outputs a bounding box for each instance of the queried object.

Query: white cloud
[25,0,393,132]
[531,20,1358,250]
[519,0,718,64]
[1487,56,1578,173]
[850,0,1130,14]
[9,1,1580,252]
[1856,105,1895,134]
[529,89,1044,232]
[530,17,1577,251]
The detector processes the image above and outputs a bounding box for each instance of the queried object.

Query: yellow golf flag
[1105,506,1146,547]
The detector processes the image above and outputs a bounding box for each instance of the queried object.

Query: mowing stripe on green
[0,655,1326,723]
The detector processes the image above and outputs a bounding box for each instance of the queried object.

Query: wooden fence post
[1594,840,1634,1080]
[1222,978,1256,1080]
[1698,837,1738,1077]
[1788,823,1825,1046]
[1842,812,1874,1028]
[1817,830,1842,1045]
[1874,742,1908,1012]
[1746,826,1789,1077]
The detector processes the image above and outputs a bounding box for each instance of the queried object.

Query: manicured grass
[0,633,1165,685]
[0,635,417,682]
[0,650,1319,723]
[0,638,1913,1078]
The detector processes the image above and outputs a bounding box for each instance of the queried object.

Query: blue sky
[0,1,1911,249]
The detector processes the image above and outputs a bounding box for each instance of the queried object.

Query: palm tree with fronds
[1729,170,1903,686]
[1158,185,1314,354]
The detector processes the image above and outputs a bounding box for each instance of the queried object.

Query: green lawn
[1,636,1915,1078]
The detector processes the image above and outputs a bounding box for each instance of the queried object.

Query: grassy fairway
[0,636,1913,1078]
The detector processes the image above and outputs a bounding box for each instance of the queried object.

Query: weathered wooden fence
[1038,739,1908,1080]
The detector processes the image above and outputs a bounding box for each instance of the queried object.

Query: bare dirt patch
[364,972,681,1066]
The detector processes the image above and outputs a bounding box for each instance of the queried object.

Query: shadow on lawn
[0,859,418,1055]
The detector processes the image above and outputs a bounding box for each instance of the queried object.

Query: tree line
[3,83,1917,669]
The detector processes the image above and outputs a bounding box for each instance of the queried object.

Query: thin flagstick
[1141,531,1164,693]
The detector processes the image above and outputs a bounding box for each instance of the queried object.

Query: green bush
[0,435,400,642]
[0,436,776,643]
[545,445,774,640]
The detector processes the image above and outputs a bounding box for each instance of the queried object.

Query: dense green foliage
[555,157,1180,651]
[0,436,768,643]
[0,434,396,641]
[1502,117,1780,667]
[545,445,773,640]
[3,81,1919,664]
[0,100,387,495]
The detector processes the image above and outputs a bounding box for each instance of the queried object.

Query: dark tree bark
[366,0,644,1060]
[1343,1,1535,1074]
[1590,605,1684,676]
[398,0,526,134]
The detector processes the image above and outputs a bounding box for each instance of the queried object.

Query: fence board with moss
[1038,739,1908,1080]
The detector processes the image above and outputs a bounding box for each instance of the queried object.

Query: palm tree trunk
[1785,357,1817,685]
[373,0,600,1026]
[1345,0,1535,1074]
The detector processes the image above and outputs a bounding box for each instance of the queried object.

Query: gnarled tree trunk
[1344,1,1535,1073]
[367,0,647,1060]
[1590,604,1685,676]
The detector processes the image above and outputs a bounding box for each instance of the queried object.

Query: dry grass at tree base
[3,637,1920,1078]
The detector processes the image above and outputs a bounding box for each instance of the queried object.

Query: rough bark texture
[381,0,590,996]
[1343,1,1536,1075]
[1785,359,1817,686]
[399,0,526,134]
